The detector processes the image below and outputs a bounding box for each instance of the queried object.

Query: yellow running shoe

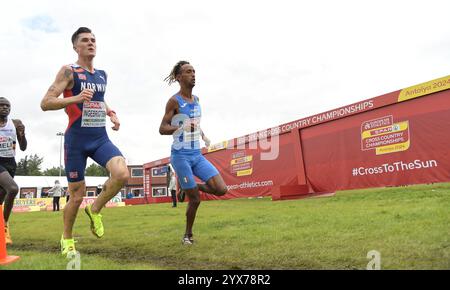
[4,224,12,245]
[84,204,104,238]
[60,235,77,256]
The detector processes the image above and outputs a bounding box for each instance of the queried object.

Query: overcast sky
[1,0,449,170]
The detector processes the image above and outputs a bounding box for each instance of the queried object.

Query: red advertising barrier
[144,75,450,202]
[301,89,450,192]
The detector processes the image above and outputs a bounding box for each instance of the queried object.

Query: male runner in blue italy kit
[41,27,129,256]
[160,61,228,245]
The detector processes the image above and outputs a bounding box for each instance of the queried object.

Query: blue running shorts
[64,132,123,182]
[170,152,219,190]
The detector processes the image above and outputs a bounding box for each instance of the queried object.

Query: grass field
[1,183,449,270]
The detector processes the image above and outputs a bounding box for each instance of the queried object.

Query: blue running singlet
[63,64,122,182]
[170,94,218,190]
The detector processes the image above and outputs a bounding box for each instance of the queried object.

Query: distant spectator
[127,192,133,199]
[48,180,63,212]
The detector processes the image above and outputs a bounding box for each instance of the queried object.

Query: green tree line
[15,154,109,176]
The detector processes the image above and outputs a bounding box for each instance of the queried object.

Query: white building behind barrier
[13,176,109,198]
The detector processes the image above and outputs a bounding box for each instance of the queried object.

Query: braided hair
[164,61,190,85]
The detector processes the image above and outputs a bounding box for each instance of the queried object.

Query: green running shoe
[84,204,104,238]
[60,234,77,256]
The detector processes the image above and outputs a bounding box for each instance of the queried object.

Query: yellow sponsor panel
[398,75,450,102]
[28,206,41,212]
[207,141,228,153]
[237,168,253,177]
[230,155,253,165]
[362,121,409,139]
[376,140,410,155]
[14,198,68,211]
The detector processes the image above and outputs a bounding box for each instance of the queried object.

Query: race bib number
[0,136,15,158]
[183,117,201,142]
[81,101,106,127]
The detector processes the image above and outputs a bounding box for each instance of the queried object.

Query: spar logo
[361,115,410,155]
[83,101,104,109]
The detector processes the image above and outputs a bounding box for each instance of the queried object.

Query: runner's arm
[200,129,211,147]
[105,102,120,131]
[159,97,181,135]
[40,66,93,111]
[12,119,27,151]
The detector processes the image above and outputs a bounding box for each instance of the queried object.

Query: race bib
[81,101,106,127]
[0,136,15,158]
[183,117,201,142]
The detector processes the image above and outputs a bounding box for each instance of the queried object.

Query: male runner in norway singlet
[160,61,228,245]
[0,97,27,245]
[40,27,129,257]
